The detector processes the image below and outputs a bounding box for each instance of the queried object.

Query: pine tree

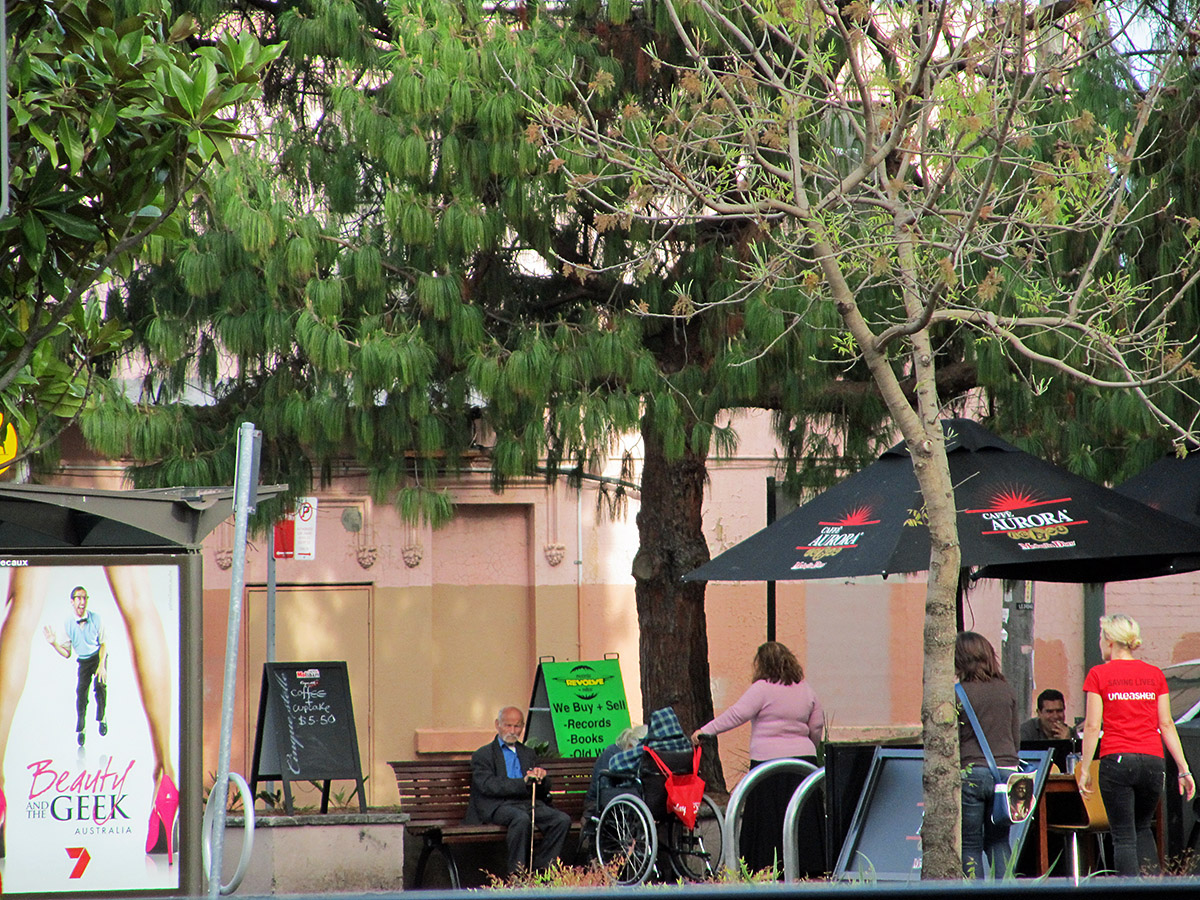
[88,0,915,764]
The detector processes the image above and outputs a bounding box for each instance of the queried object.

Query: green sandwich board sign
[526,657,631,757]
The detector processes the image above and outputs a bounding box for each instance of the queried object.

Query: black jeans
[1098,753,1164,876]
[75,653,106,733]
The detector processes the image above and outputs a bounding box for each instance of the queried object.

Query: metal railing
[720,757,819,874]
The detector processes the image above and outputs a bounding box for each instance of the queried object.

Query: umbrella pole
[766,476,777,641]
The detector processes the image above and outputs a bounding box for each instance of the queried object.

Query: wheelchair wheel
[595,793,658,885]
[665,793,726,881]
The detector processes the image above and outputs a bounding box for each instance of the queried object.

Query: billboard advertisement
[0,559,182,894]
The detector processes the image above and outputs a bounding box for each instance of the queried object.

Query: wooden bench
[389,755,597,888]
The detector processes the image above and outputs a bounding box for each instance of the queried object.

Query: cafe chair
[1047,761,1108,885]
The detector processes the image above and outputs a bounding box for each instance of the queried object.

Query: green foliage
[485,859,626,888]
[89,0,1193,530]
[483,855,790,889]
[67,9,1200,873]
[88,0,1001,527]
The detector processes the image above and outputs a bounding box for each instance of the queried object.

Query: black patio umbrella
[684,419,1200,585]
[1114,452,1200,527]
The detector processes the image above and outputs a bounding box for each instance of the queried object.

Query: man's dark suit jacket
[464,738,552,823]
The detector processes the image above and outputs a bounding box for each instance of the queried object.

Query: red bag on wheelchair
[644,746,705,829]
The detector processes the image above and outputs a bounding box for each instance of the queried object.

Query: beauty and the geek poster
[0,561,181,894]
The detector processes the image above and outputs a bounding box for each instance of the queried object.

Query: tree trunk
[817,229,966,876]
[631,410,723,786]
[909,426,964,879]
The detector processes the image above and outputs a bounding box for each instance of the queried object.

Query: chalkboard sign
[249,661,366,813]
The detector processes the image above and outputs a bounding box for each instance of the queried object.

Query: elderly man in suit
[465,705,571,875]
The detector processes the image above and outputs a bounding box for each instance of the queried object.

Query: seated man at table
[465,706,571,875]
[1020,689,1073,741]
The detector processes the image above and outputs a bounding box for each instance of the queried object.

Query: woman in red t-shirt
[1078,614,1195,875]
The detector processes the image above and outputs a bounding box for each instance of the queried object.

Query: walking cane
[528,773,536,872]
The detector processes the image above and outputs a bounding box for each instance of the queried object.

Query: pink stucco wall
[44,414,1200,804]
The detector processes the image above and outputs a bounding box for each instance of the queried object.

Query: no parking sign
[274,497,318,560]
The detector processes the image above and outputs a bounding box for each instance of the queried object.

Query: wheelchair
[590,746,726,884]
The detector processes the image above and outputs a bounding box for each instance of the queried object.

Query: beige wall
[51,414,1200,807]
[196,473,644,808]
[243,584,374,808]
[701,577,929,784]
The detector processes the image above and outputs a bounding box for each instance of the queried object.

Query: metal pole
[264,527,277,798]
[208,422,260,899]
[1001,580,1034,716]
[782,768,826,883]
[267,528,276,662]
[1083,583,1105,673]
[529,780,536,871]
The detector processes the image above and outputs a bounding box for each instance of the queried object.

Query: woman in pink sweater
[692,641,825,876]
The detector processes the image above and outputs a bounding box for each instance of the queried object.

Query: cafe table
[1032,771,1163,876]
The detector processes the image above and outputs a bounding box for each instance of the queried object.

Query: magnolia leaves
[0,0,281,472]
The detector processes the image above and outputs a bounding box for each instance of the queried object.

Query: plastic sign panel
[0,560,182,893]
[274,496,318,560]
[294,497,317,560]
[540,660,631,757]
[832,747,1053,882]
[0,411,17,475]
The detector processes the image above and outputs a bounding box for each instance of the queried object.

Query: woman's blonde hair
[1100,614,1142,650]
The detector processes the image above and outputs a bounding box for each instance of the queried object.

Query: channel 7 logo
[65,847,92,878]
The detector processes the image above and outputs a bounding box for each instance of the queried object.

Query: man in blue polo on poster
[44,585,110,747]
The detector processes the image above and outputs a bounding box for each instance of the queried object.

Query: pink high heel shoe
[145,775,178,865]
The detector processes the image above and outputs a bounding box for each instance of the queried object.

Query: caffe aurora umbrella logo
[793,505,882,568]
[686,418,1200,587]
[967,486,1087,548]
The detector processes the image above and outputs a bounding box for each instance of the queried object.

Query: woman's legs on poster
[0,568,49,851]
[105,566,178,863]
